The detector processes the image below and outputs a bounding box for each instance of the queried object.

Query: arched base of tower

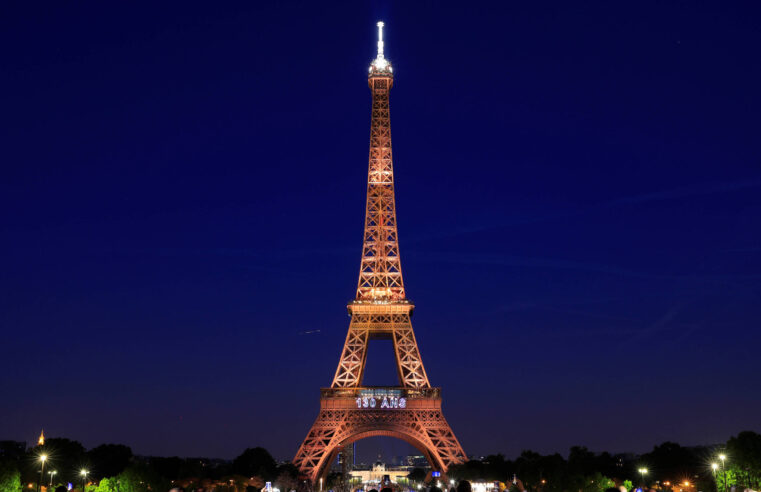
[293,388,467,483]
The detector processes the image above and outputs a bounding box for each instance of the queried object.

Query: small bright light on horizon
[719,454,726,461]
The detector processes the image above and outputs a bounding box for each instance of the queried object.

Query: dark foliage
[87,444,133,480]
[3,432,761,492]
[231,448,277,481]
[408,468,427,482]
[24,438,87,484]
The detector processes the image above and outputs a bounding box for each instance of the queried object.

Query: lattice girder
[331,306,430,389]
[294,24,467,483]
[356,74,405,302]
[293,404,467,483]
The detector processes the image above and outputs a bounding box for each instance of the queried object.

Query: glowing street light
[49,471,57,488]
[80,470,88,492]
[718,455,727,492]
[37,455,48,492]
[638,468,648,487]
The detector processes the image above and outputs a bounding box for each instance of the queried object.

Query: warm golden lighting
[39,454,47,463]
[719,454,726,461]
[291,21,465,481]
[712,463,719,471]
[683,482,690,487]
[38,430,45,446]
[80,470,88,477]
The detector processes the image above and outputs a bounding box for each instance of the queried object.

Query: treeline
[0,440,297,492]
[1,431,760,492]
[446,431,761,492]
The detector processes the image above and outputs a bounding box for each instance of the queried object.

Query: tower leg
[293,408,466,484]
[340,444,353,492]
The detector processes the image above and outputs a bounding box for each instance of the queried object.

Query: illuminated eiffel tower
[293,22,467,483]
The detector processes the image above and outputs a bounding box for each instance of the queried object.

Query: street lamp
[49,471,57,488]
[80,470,88,492]
[319,478,323,492]
[718,455,727,492]
[38,455,48,492]
[712,461,719,490]
[638,468,648,487]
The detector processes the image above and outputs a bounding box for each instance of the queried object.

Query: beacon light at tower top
[370,21,392,73]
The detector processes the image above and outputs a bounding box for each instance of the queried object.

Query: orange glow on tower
[292,22,466,483]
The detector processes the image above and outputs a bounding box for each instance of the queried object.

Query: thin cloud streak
[413,251,676,280]
[407,176,761,243]
[609,177,761,206]
[413,251,761,282]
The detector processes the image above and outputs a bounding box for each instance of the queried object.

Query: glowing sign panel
[356,396,406,409]
[355,389,407,409]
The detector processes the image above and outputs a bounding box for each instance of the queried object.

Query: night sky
[2,1,761,464]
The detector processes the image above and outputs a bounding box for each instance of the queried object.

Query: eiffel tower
[293,22,467,483]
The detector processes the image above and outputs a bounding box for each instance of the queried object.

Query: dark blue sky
[2,1,760,463]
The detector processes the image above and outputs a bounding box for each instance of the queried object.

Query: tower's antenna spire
[376,21,385,59]
[370,21,391,72]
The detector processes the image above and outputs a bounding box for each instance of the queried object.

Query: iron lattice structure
[293,23,467,483]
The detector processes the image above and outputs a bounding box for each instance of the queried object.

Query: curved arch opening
[318,429,440,482]
[347,436,424,466]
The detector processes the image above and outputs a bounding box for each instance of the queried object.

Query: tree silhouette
[232,448,277,481]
